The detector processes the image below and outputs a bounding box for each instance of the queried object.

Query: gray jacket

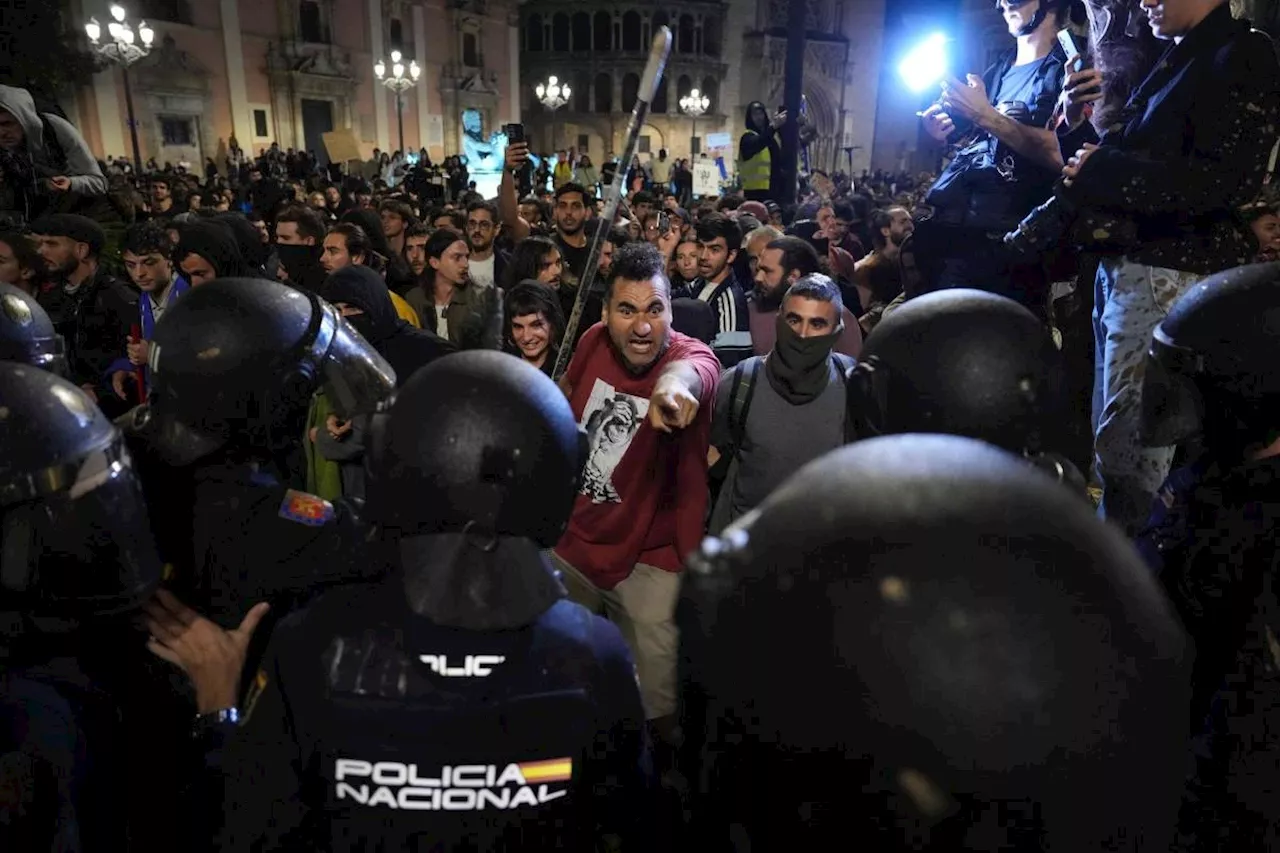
[0,85,108,214]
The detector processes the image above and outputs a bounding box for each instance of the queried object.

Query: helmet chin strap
[1017,4,1050,37]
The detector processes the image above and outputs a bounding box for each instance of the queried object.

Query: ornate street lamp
[535,76,571,150]
[374,49,421,154]
[680,88,710,155]
[85,4,154,170]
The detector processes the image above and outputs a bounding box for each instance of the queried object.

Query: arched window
[703,16,721,57]
[677,14,695,53]
[463,32,479,67]
[652,72,669,114]
[593,11,612,51]
[622,73,640,112]
[676,74,692,102]
[571,12,591,52]
[652,11,669,34]
[299,0,329,43]
[621,11,642,51]
[574,71,591,112]
[525,14,543,52]
[594,73,613,113]
[701,77,719,112]
[389,18,403,50]
[552,13,570,52]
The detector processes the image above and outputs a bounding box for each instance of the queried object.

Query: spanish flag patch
[279,489,335,526]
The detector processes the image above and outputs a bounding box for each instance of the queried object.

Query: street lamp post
[679,88,710,156]
[85,4,154,171]
[534,76,571,152]
[374,49,421,155]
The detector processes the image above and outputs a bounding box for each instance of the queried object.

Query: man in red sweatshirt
[551,241,720,744]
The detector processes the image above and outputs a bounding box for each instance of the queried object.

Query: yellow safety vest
[740,133,772,192]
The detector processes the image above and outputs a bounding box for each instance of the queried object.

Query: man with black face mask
[709,274,856,532]
[749,236,862,357]
[209,351,652,851]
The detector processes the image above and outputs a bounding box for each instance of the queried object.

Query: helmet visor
[1139,330,1204,448]
[0,435,161,616]
[314,303,397,418]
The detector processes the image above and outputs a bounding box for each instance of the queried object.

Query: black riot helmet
[366,351,585,630]
[848,289,1060,454]
[685,434,1188,850]
[367,350,582,543]
[0,282,67,375]
[1141,262,1280,457]
[0,363,161,621]
[131,277,395,467]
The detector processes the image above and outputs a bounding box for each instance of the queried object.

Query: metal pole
[395,89,405,154]
[122,64,143,170]
[691,115,697,157]
[777,0,806,203]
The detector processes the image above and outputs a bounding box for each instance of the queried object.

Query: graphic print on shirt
[579,378,650,504]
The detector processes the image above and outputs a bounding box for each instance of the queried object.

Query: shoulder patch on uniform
[242,668,269,724]
[279,489,335,526]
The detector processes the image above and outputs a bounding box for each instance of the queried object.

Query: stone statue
[461,108,508,197]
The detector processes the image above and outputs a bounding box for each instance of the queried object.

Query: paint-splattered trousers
[1093,257,1204,534]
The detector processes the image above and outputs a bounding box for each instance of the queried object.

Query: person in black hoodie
[212,212,269,276]
[320,264,455,386]
[340,207,415,295]
[173,221,250,285]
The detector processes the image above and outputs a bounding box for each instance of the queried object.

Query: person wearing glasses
[463,199,507,290]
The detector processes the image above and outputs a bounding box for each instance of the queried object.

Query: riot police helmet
[685,433,1188,850]
[0,362,161,619]
[367,350,582,544]
[847,289,1060,454]
[0,282,67,375]
[1142,262,1280,455]
[132,277,395,466]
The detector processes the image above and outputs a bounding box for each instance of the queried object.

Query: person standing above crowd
[1052,0,1280,532]
[0,85,107,224]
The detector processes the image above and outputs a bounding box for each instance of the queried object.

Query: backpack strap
[728,357,763,463]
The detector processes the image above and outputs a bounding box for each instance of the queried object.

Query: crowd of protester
[5,0,1280,847]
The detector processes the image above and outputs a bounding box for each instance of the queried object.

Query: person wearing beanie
[174,221,251,285]
[30,213,136,413]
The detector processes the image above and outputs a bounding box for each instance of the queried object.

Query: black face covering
[765,312,842,405]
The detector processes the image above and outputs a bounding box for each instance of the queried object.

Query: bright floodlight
[110,4,126,22]
[898,33,948,93]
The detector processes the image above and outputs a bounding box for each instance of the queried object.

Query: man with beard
[499,143,595,289]
[30,214,136,412]
[708,274,857,532]
[402,221,430,285]
[551,241,720,762]
[464,200,508,289]
[750,236,862,357]
[852,206,913,317]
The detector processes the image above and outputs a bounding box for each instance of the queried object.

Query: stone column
[368,0,391,152]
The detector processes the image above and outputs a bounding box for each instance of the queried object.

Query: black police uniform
[121,277,398,627]
[682,434,1189,850]
[0,363,163,852]
[1133,263,1280,850]
[216,351,652,851]
[845,288,1087,492]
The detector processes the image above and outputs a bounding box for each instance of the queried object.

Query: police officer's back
[0,363,163,851]
[122,277,397,627]
[218,351,650,851]
[683,434,1188,849]
[1135,262,1280,848]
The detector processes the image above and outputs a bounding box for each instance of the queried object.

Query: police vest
[740,134,772,192]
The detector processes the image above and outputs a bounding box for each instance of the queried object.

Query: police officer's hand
[144,589,271,714]
[326,414,352,439]
[650,374,699,433]
[1062,68,1104,128]
[940,75,993,124]
[920,104,956,142]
